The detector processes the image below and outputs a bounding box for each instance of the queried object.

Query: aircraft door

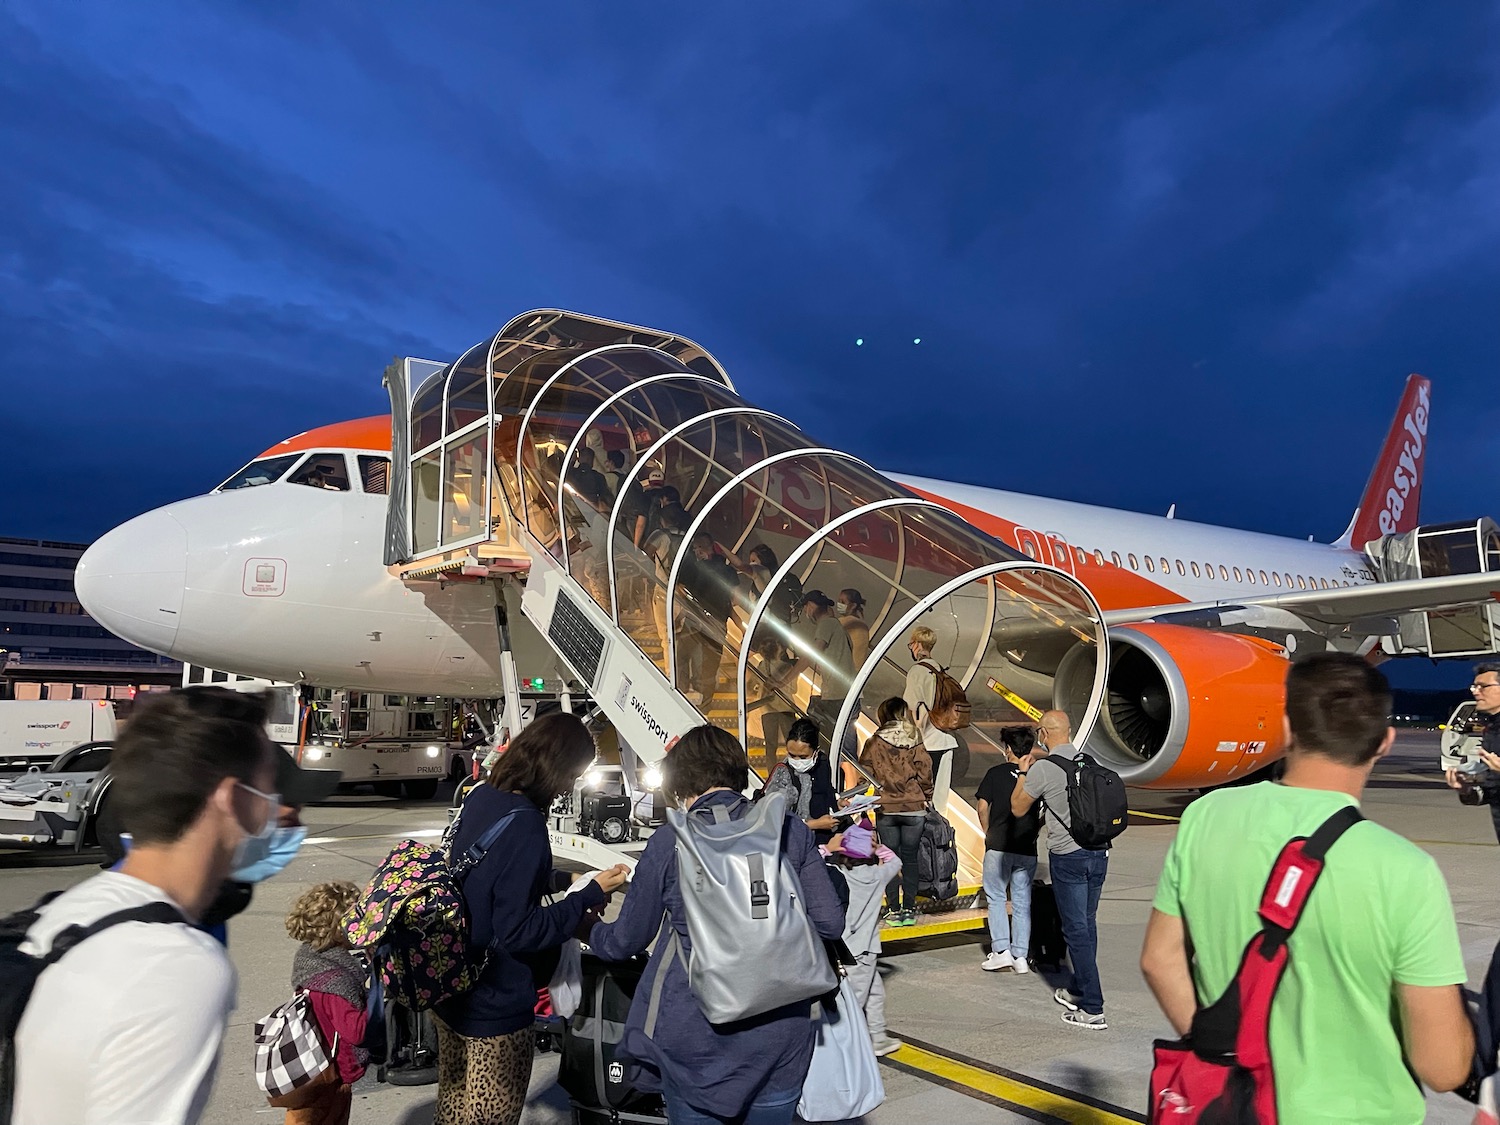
[1015,528,1046,564]
[1045,534,1076,576]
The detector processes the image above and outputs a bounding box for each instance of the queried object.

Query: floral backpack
[342,809,519,1011]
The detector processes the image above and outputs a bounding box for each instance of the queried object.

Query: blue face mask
[230,825,308,883]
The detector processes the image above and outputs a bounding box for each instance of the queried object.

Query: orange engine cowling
[1056,623,1291,789]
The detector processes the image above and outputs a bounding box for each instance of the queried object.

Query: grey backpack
[654,792,836,1025]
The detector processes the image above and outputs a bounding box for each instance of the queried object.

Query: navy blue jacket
[434,785,606,1037]
[586,791,846,1118]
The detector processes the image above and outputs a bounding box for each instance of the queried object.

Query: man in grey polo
[1011,709,1109,1029]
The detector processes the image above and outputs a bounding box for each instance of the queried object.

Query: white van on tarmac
[0,700,120,849]
[0,699,118,769]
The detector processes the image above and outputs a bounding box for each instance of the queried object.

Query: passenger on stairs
[568,447,611,510]
[837,589,870,667]
[676,533,739,706]
[795,591,856,750]
[904,626,959,811]
[603,449,627,497]
[644,505,690,657]
[748,637,799,761]
[722,543,777,622]
[763,718,839,844]
[860,698,932,927]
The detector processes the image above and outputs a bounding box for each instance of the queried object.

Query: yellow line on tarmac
[1128,809,1181,822]
[886,1037,1143,1123]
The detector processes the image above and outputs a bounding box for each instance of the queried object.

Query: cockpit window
[218,454,302,491]
[359,455,391,495]
[289,454,351,492]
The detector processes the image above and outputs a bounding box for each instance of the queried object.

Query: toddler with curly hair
[283,881,370,1125]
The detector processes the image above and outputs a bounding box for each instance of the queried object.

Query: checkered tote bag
[253,990,337,1100]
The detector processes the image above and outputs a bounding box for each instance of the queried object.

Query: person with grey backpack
[584,725,847,1125]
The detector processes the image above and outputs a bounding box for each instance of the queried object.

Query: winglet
[1335,375,1432,549]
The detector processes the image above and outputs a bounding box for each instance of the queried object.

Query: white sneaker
[1053,987,1081,1011]
[871,1034,903,1057]
[981,951,1015,972]
[1012,956,1032,975]
[1061,1009,1108,1031]
[682,690,704,706]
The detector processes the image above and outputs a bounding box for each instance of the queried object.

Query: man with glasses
[1447,662,1500,841]
[12,689,279,1125]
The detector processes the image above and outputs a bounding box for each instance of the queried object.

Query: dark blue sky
[3,2,1497,556]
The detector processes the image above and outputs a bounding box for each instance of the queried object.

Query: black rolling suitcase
[1028,880,1068,970]
[364,977,439,1087]
[559,953,666,1124]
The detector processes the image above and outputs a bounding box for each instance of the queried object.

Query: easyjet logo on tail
[1347,375,1431,547]
[1379,381,1429,534]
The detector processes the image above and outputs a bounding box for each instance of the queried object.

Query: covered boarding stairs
[384,310,1110,889]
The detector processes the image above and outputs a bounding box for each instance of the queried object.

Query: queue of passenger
[6,648,1490,1125]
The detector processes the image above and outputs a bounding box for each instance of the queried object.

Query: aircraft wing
[1104,571,1500,630]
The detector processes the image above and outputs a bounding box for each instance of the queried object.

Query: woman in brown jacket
[860,697,933,925]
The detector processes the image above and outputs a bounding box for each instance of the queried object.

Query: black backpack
[917,807,960,901]
[1,892,185,1122]
[1045,753,1128,850]
[770,573,803,623]
[559,953,666,1122]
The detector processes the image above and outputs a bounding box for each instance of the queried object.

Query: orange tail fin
[1336,374,1432,548]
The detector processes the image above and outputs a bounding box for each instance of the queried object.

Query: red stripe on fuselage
[900,482,1190,614]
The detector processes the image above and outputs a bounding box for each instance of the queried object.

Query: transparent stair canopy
[386,309,730,566]
[396,309,1108,769]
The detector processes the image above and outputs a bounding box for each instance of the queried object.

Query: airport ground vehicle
[0,700,121,849]
[184,665,482,800]
[0,699,118,769]
[300,688,470,799]
[1439,699,1486,772]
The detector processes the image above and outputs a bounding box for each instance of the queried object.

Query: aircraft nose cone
[76,508,188,656]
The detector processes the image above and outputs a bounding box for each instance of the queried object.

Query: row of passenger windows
[1105,548,1350,589]
[1018,538,1354,590]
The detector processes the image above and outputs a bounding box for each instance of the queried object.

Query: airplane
[75,311,1500,792]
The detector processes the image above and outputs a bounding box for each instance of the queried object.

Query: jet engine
[1056,623,1290,788]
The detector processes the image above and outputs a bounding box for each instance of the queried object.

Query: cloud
[1,1,1497,549]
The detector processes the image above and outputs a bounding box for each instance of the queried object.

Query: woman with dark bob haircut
[434,713,629,1125]
[586,725,846,1124]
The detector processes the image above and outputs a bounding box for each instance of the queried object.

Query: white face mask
[786,754,817,773]
[834,602,849,616]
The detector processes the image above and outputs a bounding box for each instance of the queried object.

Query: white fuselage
[78,452,1377,697]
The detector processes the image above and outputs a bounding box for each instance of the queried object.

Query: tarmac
[0,729,1491,1124]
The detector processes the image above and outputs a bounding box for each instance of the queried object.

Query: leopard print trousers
[432,1017,535,1125]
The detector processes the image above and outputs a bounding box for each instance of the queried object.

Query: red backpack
[1149,805,1364,1124]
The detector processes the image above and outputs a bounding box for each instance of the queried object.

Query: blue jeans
[660,1075,800,1125]
[1049,847,1109,1015]
[982,850,1036,958]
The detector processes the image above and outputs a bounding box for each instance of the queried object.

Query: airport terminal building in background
[0,537,180,702]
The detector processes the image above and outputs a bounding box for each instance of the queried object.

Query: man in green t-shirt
[1141,653,1473,1124]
